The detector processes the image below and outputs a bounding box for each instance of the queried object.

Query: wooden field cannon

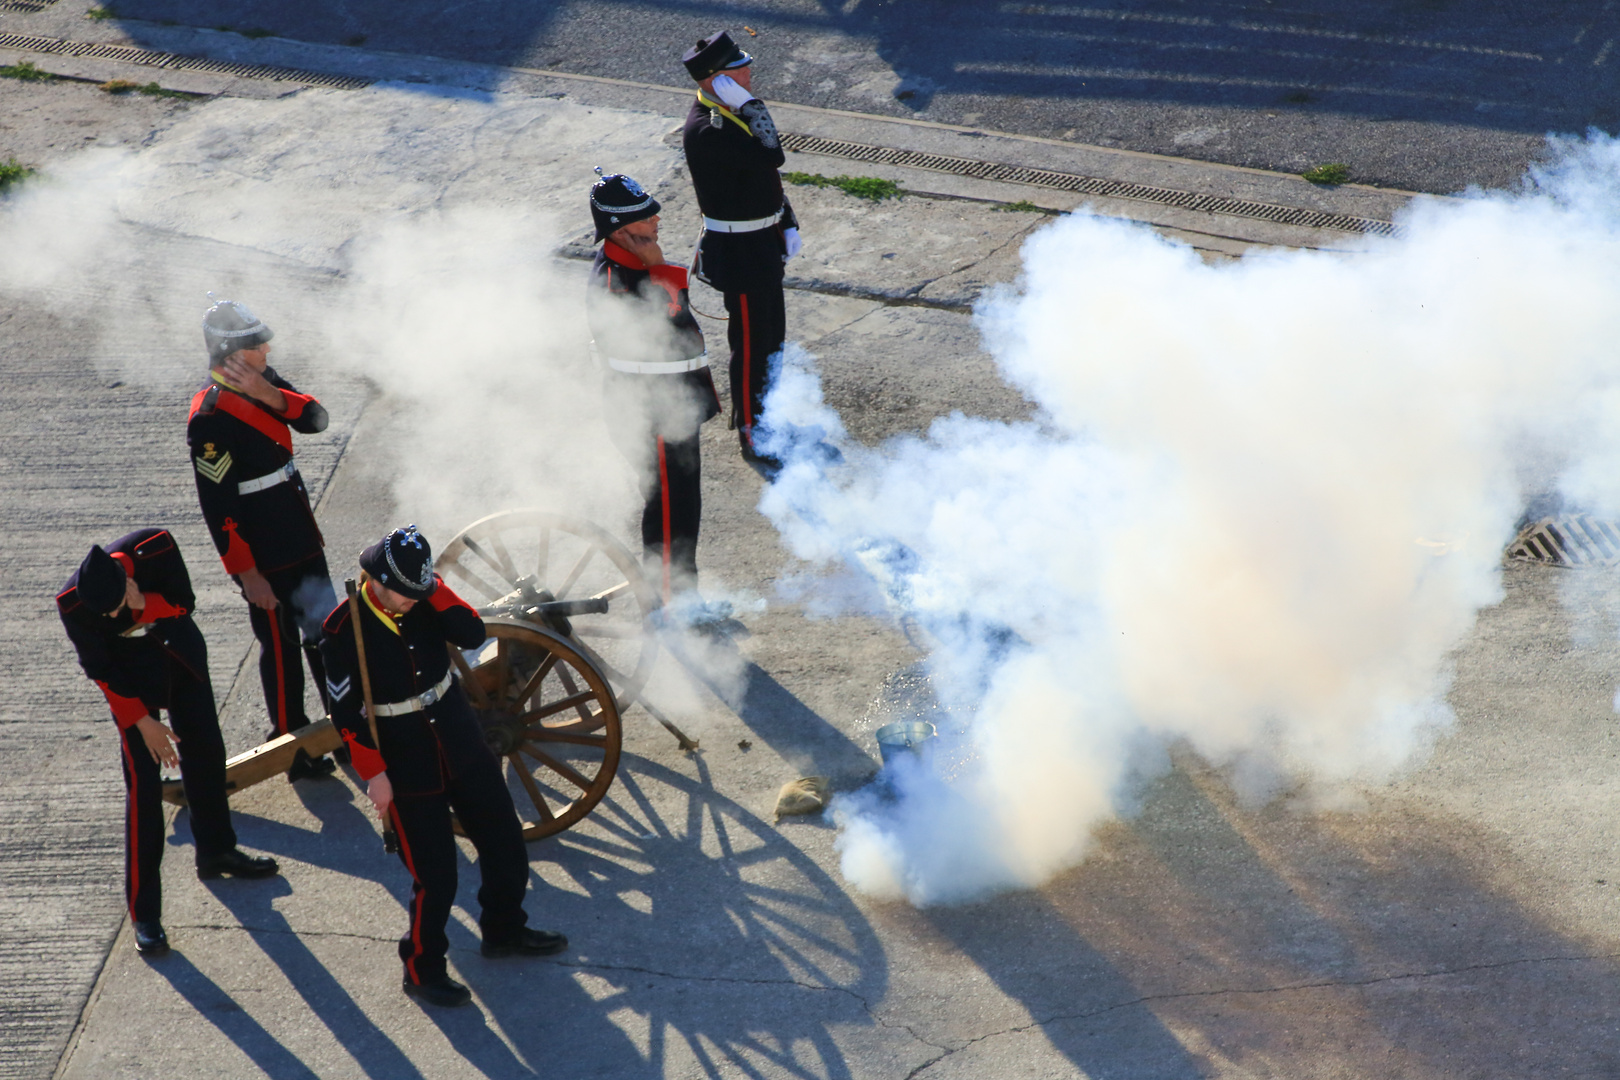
[164,510,665,841]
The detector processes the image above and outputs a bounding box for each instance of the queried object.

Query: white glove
[783,227,802,261]
[710,74,755,111]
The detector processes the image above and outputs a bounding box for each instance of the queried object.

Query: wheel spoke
[522,743,594,792]
[494,637,512,704]
[462,536,521,590]
[441,559,503,604]
[511,652,559,709]
[518,689,599,723]
[488,530,519,584]
[509,753,555,822]
[556,666,597,725]
[553,545,598,600]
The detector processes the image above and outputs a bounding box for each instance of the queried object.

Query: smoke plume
[759,134,1620,906]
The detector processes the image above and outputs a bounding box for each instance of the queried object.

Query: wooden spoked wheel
[455,619,623,841]
[436,509,660,709]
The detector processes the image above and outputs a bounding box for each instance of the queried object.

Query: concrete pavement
[4,31,1620,1080]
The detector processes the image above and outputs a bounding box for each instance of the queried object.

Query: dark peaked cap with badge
[683,30,752,81]
[360,525,437,599]
[591,167,661,242]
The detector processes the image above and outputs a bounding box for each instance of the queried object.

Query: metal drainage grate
[0,33,374,90]
[0,0,57,11]
[780,131,1398,237]
[1508,516,1620,567]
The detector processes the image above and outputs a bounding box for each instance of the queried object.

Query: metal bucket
[875,720,937,767]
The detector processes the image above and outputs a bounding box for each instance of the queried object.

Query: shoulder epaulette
[321,600,352,635]
[133,531,174,559]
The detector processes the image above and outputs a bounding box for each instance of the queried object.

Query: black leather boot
[403,973,472,1008]
[133,921,169,957]
[196,849,280,880]
[481,927,568,958]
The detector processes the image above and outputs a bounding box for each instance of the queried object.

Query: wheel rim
[436,509,660,709]
[458,619,623,840]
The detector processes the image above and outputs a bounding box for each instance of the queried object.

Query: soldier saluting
[187,297,339,781]
[681,30,801,472]
[57,529,278,957]
[319,527,567,1009]
[585,167,728,621]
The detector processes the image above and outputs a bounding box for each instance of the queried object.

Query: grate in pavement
[0,0,56,11]
[780,131,1398,237]
[1508,516,1620,567]
[0,32,374,90]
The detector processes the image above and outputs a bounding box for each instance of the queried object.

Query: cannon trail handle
[533,598,610,617]
[346,577,399,855]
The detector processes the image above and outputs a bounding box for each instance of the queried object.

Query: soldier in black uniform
[319,527,567,1009]
[585,168,727,615]
[187,297,338,781]
[681,30,801,471]
[57,530,279,957]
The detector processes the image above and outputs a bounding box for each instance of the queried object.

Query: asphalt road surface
[76,0,1620,192]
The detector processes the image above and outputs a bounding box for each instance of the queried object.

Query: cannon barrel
[531,598,610,617]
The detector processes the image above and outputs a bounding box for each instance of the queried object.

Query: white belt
[607,355,710,375]
[702,211,781,233]
[238,462,297,495]
[370,671,454,718]
[120,624,153,639]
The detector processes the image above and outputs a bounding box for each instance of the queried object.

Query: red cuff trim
[342,731,387,780]
[110,551,135,577]
[220,518,256,575]
[97,681,148,729]
[279,390,316,421]
[137,594,187,623]
[425,575,477,614]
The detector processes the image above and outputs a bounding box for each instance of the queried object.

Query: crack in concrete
[901,951,1620,1078]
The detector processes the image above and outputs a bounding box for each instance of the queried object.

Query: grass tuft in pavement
[994,200,1047,214]
[784,171,901,202]
[0,61,55,82]
[86,4,117,19]
[98,79,197,98]
[1303,162,1351,186]
[0,158,35,193]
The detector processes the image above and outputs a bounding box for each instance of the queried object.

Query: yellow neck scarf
[696,90,753,136]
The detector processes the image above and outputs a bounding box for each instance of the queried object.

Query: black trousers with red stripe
[640,432,703,597]
[386,696,530,984]
[723,285,787,461]
[120,655,236,923]
[245,552,336,740]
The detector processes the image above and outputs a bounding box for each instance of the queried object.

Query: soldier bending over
[58,529,278,957]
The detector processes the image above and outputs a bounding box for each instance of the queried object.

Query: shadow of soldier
[929,757,1620,1078]
[146,951,323,1080]
[424,752,890,1079]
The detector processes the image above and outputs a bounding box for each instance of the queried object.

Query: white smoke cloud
[759,133,1620,906]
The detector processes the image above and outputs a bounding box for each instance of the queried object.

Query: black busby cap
[682,31,752,82]
[590,167,661,243]
[360,525,436,600]
[78,545,127,614]
[202,293,274,364]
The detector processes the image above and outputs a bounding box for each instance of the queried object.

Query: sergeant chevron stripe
[194,451,233,484]
[326,675,352,701]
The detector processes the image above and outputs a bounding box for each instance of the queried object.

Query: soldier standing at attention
[187,297,338,781]
[585,167,728,622]
[319,527,567,1009]
[681,30,801,473]
[58,530,279,957]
